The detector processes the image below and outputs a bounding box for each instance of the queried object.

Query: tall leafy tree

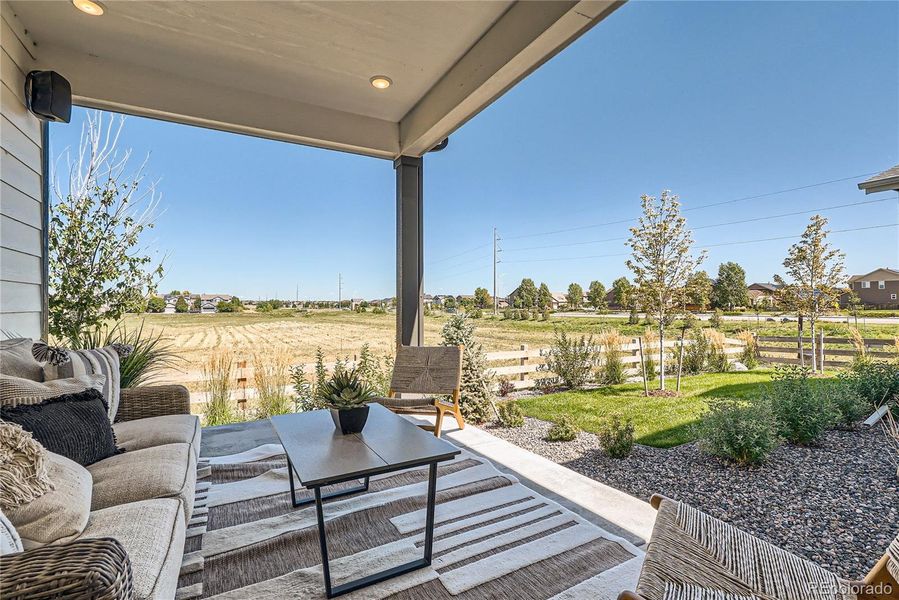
[774,215,846,372]
[49,112,164,344]
[712,262,749,310]
[537,283,553,310]
[513,278,538,309]
[626,191,705,390]
[146,297,165,313]
[473,287,491,309]
[611,277,634,310]
[566,283,584,309]
[686,270,712,311]
[587,280,607,310]
[174,297,189,313]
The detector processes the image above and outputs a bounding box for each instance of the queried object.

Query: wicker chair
[619,494,899,600]
[373,345,464,437]
[1,537,134,600]
[2,384,191,600]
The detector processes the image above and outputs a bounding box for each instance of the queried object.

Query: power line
[501,223,898,264]
[503,171,879,241]
[503,196,894,253]
[428,242,492,265]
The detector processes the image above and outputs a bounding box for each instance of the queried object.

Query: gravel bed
[488,417,898,578]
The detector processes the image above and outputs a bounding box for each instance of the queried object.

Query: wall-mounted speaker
[24,70,71,123]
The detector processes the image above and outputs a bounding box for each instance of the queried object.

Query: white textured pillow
[0,509,22,555]
[4,452,92,549]
[42,346,122,421]
[0,373,106,408]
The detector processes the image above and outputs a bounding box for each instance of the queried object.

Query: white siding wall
[1,4,44,339]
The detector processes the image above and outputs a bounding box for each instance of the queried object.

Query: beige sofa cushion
[80,498,185,600]
[0,373,105,408]
[0,338,43,381]
[88,443,196,522]
[113,414,201,459]
[5,452,92,549]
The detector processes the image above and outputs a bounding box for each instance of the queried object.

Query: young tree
[774,215,846,372]
[566,283,584,309]
[175,297,189,313]
[686,270,712,311]
[473,287,491,309]
[626,191,705,390]
[191,297,202,312]
[611,277,634,311]
[443,296,457,310]
[587,281,607,311]
[513,278,537,309]
[49,112,164,343]
[216,300,235,313]
[146,296,166,313]
[441,314,496,424]
[537,283,553,310]
[712,262,749,310]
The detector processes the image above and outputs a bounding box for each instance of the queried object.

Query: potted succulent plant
[318,368,377,434]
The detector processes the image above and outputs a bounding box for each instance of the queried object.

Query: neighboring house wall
[847,270,899,307]
[1,11,45,339]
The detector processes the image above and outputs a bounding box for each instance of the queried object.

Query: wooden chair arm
[0,537,134,599]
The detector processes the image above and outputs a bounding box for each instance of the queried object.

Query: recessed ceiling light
[73,0,105,16]
[370,76,392,90]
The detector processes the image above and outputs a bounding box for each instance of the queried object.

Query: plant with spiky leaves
[317,368,377,410]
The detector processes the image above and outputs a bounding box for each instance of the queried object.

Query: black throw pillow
[0,388,123,466]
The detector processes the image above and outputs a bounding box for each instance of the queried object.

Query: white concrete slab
[405,414,657,547]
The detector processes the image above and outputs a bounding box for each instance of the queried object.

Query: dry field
[122,309,897,389]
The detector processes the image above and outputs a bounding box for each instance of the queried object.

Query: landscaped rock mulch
[488,417,898,579]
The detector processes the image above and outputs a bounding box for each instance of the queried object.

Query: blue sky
[50,1,899,301]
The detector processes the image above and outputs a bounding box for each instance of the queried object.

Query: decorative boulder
[730,361,749,372]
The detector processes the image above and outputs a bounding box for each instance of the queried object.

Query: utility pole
[493,227,501,315]
[338,273,343,310]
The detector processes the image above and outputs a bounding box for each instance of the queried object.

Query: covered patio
[2,1,897,599]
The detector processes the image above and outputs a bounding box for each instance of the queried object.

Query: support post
[519,344,528,383]
[819,329,825,373]
[395,156,424,348]
[638,337,648,397]
[676,328,686,393]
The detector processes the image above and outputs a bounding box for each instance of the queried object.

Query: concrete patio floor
[200,413,657,548]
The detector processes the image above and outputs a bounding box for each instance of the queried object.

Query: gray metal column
[394,156,424,347]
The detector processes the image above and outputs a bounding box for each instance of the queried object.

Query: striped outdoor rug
[176,443,644,599]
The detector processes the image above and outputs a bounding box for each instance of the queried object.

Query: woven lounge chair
[373,345,464,438]
[619,494,898,600]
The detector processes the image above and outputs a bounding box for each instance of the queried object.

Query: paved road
[552,311,899,325]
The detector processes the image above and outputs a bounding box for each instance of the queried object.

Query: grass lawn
[513,371,785,448]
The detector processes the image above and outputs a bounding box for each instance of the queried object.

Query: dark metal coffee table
[270,404,460,598]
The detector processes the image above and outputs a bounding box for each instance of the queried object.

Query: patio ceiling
[6,0,623,159]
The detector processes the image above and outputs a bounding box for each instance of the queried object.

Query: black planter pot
[329,405,370,434]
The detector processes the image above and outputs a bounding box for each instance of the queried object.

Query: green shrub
[441,314,495,424]
[372,306,386,315]
[697,397,780,465]
[497,402,524,428]
[470,308,483,319]
[627,307,639,325]
[546,416,579,442]
[597,414,635,458]
[497,377,515,397]
[709,309,723,328]
[828,378,873,428]
[503,308,513,320]
[765,366,838,445]
[546,328,595,389]
[541,309,551,321]
[683,325,709,375]
[644,353,657,381]
[842,359,899,408]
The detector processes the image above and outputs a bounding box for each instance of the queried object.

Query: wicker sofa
[1,365,198,600]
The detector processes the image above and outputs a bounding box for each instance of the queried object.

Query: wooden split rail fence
[178,337,747,409]
[757,335,896,370]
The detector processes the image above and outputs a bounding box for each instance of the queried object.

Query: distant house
[747,282,780,307]
[858,165,899,194]
[199,294,234,313]
[844,268,899,308]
